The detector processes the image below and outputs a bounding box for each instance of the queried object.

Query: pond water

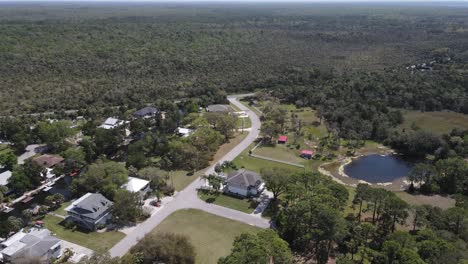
[344,154,414,183]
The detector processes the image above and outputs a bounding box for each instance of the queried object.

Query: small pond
[344,154,414,183]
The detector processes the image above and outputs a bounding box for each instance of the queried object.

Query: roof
[0,229,60,259]
[0,170,12,186]
[103,117,119,126]
[133,106,158,118]
[301,150,314,155]
[177,127,193,137]
[278,135,288,142]
[206,104,232,113]
[65,193,112,220]
[32,154,64,168]
[226,169,262,189]
[121,177,150,193]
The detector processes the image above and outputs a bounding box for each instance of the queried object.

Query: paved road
[109,94,267,258]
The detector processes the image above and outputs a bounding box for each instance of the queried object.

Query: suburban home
[206,104,232,113]
[278,135,288,144]
[300,150,315,159]
[132,106,159,119]
[225,169,264,197]
[32,154,64,169]
[65,193,113,230]
[121,177,151,200]
[32,154,64,181]
[0,228,61,263]
[0,170,12,187]
[177,127,193,138]
[99,117,124,130]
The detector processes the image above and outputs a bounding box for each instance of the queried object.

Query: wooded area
[0,3,467,114]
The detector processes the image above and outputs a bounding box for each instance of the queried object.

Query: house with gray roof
[65,193,113,230]
[132,106,159,119]
[0,228,61,263]
[0,170,12,186]
[225,169,264,197]
[206,104,232,113]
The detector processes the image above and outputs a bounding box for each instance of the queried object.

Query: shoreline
[319,150,408,190]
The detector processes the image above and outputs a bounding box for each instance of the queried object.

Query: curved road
[110,94,267,258]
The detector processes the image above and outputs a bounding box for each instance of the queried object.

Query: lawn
[148,209,261,264]
[43,215,125,253]
[54,201,72,216]
[170,170,199,191]
[254,143,305,165]
[399,110,468,134]
[198,191,258,213]
[236,116,251,129]
[233,143,303,173]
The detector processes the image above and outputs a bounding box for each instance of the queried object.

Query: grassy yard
[395,192,455,209]
[236,116,251,129]
[170,170,200,191]
[399,110,468,134]
[198,191,258,213]
[43,215,125,253]
[54,201,72,216]
[233,143,303,173]
[148,209,261,264]
[254,143,305,165]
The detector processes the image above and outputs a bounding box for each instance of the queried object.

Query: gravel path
[109,94,268,258]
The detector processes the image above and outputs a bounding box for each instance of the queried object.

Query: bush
[161,185,175,196]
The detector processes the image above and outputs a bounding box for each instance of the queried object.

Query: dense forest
[1,3,468,114]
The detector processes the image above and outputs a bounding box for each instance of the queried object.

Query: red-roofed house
[278,135,288,144]
[300,150,315,159]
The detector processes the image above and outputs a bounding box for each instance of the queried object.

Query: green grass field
[148,209,261,264]
[198,191,258,213]
[53,201,72,216]
[399,110,468,134]
[169,170,200,191]
[43,215,125,253]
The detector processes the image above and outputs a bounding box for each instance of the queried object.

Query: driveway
[18,144,47,164]
[109,94,267,258]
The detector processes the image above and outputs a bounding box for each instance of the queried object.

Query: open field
[395,192,455,209]
[198,191,258,213]
[148,209,261,264]
[399,110,468,134]
[232,143,303,173]
[43,215,125,253]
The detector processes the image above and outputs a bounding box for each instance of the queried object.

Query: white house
[0,228,61,263]
[99,117,124,130]
[225,169,264,197]
[177,127,194,138]
[121,177,151,199]
[0,170,12,186]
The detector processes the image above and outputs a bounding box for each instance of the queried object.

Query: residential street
[109,94,268,258]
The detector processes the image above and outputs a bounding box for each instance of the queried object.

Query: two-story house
[65,193,113,230]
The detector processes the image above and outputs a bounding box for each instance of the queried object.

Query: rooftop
[278,135,288,142]
[65,193,112,220]
[121,177,150,193]
[226,169,262,189]
[133,106,158,118]
[0,228,60,259]
[32,154,64,168]
[0,170,12,186]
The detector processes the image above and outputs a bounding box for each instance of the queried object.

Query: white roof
[177,127,193,136]
[121,177,150,193]
[0,170,12,186]
[104,117,119,125]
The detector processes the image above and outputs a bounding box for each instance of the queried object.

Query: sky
[1,0,467,2]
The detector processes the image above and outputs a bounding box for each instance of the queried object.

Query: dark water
[344,154,413,183]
